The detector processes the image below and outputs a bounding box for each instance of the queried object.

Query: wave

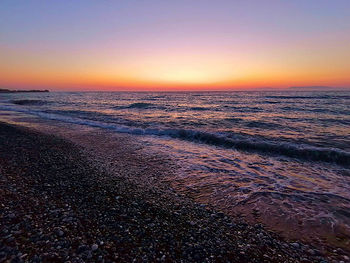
[114,102,156,110]
[11,99,48,106]
[261,101,281,104]
[280,106,350,115]
[225,117,243,123]
[144,95,166,100]
[225,118,285,130]
[265,95,350,100]
[44,109,116,122]
[320,118,350,126]
[189,106,211,111]
[264,95,332,100]
[161,129,350,166]
[1,105,349,167]
[245,120,284,129]
[223,106,263,112]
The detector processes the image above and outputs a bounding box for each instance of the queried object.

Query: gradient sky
[1,0,350,91]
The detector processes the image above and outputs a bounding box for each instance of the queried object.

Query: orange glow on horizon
[1,41,349,91]
[1,50,349,91]
[1,2,350,92]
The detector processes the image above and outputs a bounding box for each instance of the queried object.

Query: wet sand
[0,122,346,262]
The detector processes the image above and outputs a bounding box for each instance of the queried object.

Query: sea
[1,91,349,247]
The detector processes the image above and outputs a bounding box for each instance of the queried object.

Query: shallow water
[1,91,349,248]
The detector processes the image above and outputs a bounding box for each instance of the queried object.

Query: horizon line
[2,86,350,93]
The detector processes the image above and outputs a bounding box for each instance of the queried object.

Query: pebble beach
[1,121,347,262]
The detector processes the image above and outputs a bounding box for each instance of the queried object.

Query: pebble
[56,229,64,237]
[291,242,300,249]
[91,244,98,251]
[307,249,315,255]
[77,245,88,254]
[8,213,15,219]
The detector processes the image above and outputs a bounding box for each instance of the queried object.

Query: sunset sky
[1,0,350,91]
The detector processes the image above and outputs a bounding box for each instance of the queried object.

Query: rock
[217,212,225,217]
[257,233,264,238]
[0,252,6,262]
[77,245,88,254]
[291,242,300,249]
[7,236,15,243]
[91,244,98,251]
[8,213,16,219]
[56,229,64,237]
[307,249,315,255]
[86,250,93,259]
[193,253,201,260]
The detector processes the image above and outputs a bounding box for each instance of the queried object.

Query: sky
[1,0,350,91]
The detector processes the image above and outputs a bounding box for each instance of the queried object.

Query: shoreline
[0,122,345,262]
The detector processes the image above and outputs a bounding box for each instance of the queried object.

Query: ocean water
[1,91,350,246]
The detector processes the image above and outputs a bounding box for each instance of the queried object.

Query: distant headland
[0,88,49,93]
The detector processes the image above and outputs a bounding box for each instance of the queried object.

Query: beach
[0,121,341,262]
[2,0,350,261]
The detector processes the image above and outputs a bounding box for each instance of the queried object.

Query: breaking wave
[11,99,48,106]
[114,102,156,109]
